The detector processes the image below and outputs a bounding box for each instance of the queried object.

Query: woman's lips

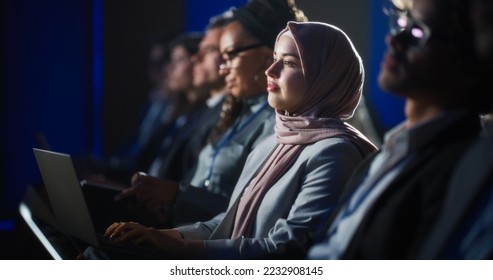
[267,82,279,92]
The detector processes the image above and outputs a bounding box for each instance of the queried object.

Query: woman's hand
[104,222,205,258]
[105,221,148,241]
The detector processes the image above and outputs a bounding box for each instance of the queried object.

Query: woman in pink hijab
[104,21,377,259]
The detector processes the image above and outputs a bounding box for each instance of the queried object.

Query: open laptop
[32,148,168,259]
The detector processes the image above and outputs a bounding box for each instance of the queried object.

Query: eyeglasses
[383,4,431,49]
[219,42,264,70]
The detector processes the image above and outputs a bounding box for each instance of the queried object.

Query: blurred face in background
[192,27,224,93]
[167,45,194,93]
[219,21,273,98]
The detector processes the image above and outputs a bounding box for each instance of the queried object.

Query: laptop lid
[32,148,170,259]
[33,148,98,247]
[22,184,61,231]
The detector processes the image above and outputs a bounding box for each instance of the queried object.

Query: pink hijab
[231,22,377,239]
[275,21,375,146]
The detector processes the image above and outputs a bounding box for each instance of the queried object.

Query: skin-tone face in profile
[219,21,273,98]
[192,28,224,95]
[378,0,459,101]
[265,33,305,114]
[167,45,194,92]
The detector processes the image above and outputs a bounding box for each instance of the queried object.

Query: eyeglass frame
[383,4,432,50]
[383,2,461,51]
[219,42,265,69]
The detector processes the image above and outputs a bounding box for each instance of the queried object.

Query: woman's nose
[265,60,279,78]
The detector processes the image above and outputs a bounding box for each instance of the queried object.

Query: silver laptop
[33,148,100,247]
[32,148,164,258]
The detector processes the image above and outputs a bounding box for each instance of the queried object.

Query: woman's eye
[284,60,296,67]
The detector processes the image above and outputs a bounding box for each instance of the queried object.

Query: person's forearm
[160,229,206,259]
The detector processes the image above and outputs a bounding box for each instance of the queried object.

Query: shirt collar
[243,93,268,112]
[206,94,225,108]
[383,110,469,154]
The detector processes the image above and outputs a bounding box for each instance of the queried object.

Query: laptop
[32,148,168,259]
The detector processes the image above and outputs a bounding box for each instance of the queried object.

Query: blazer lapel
[209,195,241,239]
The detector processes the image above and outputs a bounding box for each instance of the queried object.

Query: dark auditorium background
[0,0,404,259]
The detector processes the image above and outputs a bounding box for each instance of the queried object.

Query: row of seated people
[79,0,377,259]
[27,0,493,260]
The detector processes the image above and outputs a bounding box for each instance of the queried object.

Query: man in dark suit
[308,0,488,259]
[417,0,493,259]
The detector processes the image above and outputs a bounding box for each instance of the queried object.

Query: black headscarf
[232,0,307,49]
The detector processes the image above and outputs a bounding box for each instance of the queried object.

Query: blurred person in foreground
[417,0,493,259]
[308,0,488,259]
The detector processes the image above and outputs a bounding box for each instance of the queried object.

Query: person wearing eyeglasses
[103,20,376,260]
[110,0,308,230]
[308,0,486,259]
[417,0,493,260]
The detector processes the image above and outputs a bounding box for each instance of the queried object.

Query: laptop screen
[33,148,98,247]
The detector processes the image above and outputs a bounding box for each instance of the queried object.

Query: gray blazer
[177,135,366,259]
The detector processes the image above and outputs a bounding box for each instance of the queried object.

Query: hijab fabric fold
[231,22,377,239]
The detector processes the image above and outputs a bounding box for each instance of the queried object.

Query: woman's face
[265,33,305,113]
[167,45,194,92]
[219,21,272,98]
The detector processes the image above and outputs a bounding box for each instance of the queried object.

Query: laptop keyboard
[96,233,167,259]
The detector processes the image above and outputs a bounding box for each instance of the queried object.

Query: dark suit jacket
[340,112,481,259]
[417,128,493,259]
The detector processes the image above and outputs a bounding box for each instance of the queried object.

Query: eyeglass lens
[220,42,264,69]
[384,2,429,48]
